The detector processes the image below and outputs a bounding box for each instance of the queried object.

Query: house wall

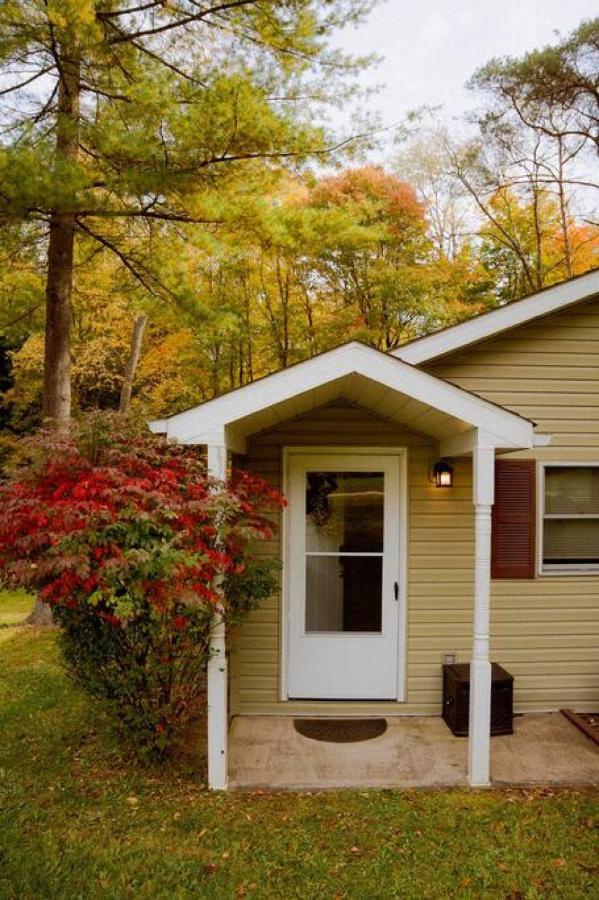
[230,297,599,717]
[230,401,478,717]
[426,295,599,712]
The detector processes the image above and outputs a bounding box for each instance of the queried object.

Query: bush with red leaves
[0,414,284,758]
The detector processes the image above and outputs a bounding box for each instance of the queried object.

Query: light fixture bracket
[433,459,454,488]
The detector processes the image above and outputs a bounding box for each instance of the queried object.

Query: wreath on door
[306,473,338,528]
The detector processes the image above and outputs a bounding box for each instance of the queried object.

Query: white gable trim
[393,269,599,365]
[151,341,536,450]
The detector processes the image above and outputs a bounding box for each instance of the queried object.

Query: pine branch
[77,208,222,224]
[75,218,179,303]
[105,0,260,45]
[97,1,164,18]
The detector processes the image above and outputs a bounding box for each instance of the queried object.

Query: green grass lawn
[0,621,597,898]
[0,590,33,628]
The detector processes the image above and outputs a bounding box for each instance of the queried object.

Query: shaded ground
[0,621,598,898]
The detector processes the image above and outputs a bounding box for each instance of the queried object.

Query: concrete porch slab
[228,713,599,790]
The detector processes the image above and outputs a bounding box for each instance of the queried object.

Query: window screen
[543,466,599,570]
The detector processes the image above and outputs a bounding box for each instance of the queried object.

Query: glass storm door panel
[286,452,402,700]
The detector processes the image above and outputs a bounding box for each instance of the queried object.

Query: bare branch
[1,302,43,330]
[0,65,56,97]
[97,1,163,18]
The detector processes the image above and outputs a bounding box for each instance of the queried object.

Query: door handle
[394,581,399,601]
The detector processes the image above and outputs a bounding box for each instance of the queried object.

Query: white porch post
[469,434,495,787]
[206,441,228,791]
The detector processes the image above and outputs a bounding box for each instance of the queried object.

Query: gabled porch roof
[150,340,546,453]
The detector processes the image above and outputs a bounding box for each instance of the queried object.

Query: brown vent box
[442,663,513,737]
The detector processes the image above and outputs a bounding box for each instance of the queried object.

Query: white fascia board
[152,343,363,443]
[393,270,599,365]
[151,341,535,450]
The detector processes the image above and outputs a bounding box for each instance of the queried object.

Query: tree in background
[459,18,598,293]
[477,188,598,303]
[395,125,473,262]
[395,20,597,306]
[1,10,597,428]
[471,17,599,154]
[0,0,377,426]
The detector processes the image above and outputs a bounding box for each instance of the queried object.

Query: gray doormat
[293,717,387,743]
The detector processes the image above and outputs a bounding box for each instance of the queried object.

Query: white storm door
[286,451,401,700]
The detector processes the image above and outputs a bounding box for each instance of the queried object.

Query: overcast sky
[333,0,596,138]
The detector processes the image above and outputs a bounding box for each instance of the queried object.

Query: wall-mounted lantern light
[433,459,454,488]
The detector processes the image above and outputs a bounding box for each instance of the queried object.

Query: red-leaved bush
[0,414,284,757]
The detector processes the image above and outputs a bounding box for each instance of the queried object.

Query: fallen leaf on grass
[551,858,567,868]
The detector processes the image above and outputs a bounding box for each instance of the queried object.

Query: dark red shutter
[491,460,536,579]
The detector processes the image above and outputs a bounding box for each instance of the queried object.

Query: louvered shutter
[491,460,536,579]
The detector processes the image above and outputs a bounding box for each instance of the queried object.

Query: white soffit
[393,269,599,365]
[150,341,535,450]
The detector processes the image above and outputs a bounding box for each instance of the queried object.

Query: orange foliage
[310,165,426,228]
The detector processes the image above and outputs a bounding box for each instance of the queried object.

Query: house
[151,268,599,790]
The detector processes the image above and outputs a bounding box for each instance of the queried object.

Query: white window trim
[537,461,599,577]
[280,446,409,703]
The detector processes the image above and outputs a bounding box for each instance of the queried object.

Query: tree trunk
[556,136,573,278]
[119,314,148,413]
[43,48,80,427]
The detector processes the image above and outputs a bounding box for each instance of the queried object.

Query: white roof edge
[149,340,537,450]
[393,269,599,365]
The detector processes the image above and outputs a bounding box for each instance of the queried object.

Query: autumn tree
[478,188,599,302]
[0,0,377,427]
[303,165,492,350]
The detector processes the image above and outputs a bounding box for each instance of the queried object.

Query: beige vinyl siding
[230,401,480,717]
[230,296,599,717]
[427,295,599,712]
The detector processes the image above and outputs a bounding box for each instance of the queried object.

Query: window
[542,465,599,572]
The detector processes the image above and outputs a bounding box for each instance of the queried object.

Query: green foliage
[471,17,599,150]
[54,600,212,758]
[0,0,376,292]
[478,189,598,302]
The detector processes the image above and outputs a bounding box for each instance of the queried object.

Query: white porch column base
[206,441,228,791]
[207,617,228,790]
[469,440,495,787]
[468,657,492,786]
